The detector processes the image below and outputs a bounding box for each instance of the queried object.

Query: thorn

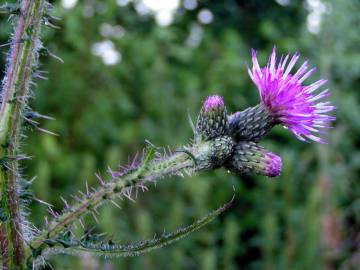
[108,166,122,179]
[139,184,148,192]
[167,145,172,156]
[93,207,99,215]
[43,48,64,63]
[24,116,39,125]
[0,42,12,48]
[45,259,54,270]
[43,18,60,29]
[60,196,69,209]
[25,111,55,121]
[130,152,139,168]
[78,190,86,198]
[122,187,135,202]
[33,72,48,80]
[95,172,105,186]
[184,168,192,177]
[78,218,85,229]
[83,226,97,238]
[71,195,82,203]
[110,200,121,209]
[16,154,32,161]
[118,164,126,169]
[29,80,37,87]
[0,3,20,15]
[141,147,146,159]
[46,12,61,21]
[36,127,59,136]
[48,207,58,218]
[91,211,99,224]
[34,197,53,208]
[85,181,89,196]
[145,139,156,149]
[37,112,55,121]
[187,109,196,134]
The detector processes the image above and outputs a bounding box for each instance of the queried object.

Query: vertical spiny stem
[0,226,9,269]
[0,0,46,268]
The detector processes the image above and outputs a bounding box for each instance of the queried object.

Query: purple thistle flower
[203,95,225,112]
[264,152,282,178]
[248,47,336,143]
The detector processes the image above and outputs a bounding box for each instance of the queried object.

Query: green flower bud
[226,142,282,177]
[196,95,228,140]
[192,136,234,171]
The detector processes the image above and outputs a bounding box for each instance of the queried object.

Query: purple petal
[248,47,336,143]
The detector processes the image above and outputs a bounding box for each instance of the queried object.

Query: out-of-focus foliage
[0,0,359,269]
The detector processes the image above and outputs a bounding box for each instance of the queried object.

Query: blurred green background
[1,0,359,269]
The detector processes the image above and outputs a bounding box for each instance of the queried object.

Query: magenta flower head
[196,95,228,140]
[203,95,225,112]
[248,47,335,143]
[225,142,282,178]
[264,152,282,177]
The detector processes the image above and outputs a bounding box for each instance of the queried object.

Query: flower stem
[28,152,194,257]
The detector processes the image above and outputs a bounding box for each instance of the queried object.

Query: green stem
[28,136,235,266]
[28,152,194,255]
[0,0,46,268]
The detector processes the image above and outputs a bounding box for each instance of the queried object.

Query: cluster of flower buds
[194,48,335,177]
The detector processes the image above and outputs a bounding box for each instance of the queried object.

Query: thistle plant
[0,1,335,270]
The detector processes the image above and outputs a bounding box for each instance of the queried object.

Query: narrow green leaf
[187,110,196,135]
[49,199,233,258]
[136,142,157,176]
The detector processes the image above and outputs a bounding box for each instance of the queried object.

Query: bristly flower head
[248,47,335,143]
[203,95,225,112]
[264,152,282,177]
[226,142,282,178]
[196,95,228,140]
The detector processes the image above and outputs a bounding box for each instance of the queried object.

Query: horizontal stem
[29,152,194,251]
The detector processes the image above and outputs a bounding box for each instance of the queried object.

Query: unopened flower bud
[192,136,235,171]
[196,95,228,140]
[226,142,282,177]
